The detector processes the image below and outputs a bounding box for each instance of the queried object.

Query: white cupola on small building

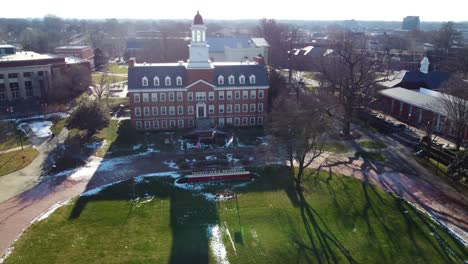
[187,11,212,69]
[420,56,430,74]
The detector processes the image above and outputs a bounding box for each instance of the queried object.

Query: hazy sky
[4,0,467,21]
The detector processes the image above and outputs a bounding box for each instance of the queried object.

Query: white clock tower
[187,11,212,69]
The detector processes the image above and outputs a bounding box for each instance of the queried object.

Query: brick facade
[128,82,268,130]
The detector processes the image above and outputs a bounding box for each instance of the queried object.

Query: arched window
[228,75,235,85]
[218,75,224,85]
[239,75,245,84]
[165,76,171,86]
[142,76,148,87]
[153,76,160,86]
[176,76,183,86]
[249,74,256,84]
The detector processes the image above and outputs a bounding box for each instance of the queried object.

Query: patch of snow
[133,144,142,151]
[226,154,239,163]
[207,224,230,264]
[134,172,180,183]
[83,140,106,150]
[80,179,126,197]
[1,112,69,123]
[163,161,179,169]
[174,181,216,201]
[224,222,237,254]
[69,156,103,181]
[32,199,72,223]
[18,121,53,138]
[206,155,217,161]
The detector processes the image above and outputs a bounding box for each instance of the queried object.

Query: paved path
[0,141,467,258]
[0,145,32,155]
[0,129,68,204]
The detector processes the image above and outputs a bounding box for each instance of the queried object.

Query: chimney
[128,57,136,67]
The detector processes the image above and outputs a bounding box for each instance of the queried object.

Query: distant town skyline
[2,0,466,22]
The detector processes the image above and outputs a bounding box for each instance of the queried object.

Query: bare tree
[267,92,332,189]
[317,32,388,138]
[92,66,110,100]
[439,77,468,150]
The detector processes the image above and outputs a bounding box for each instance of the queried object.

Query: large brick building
[128,12,269,130]
[0,45,91,115]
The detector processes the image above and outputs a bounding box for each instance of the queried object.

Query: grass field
[108,64,128,74]
[323,141,350,153]
[0,122,30,152]
[91,73,127,84]
[358,140,387,149]
[357,150,386,162]
[4,167,467,263]
[0,148,39,176]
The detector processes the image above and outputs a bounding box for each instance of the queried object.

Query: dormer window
[165,76,171,86]
[218,75,224,85]
[176,76,182,86]
[239,75,245,84]
[153,76,160,86]
[228,75,235,85]
[142,76,148,87]
[249,74,256,84]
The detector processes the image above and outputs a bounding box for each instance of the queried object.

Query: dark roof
[128,65,187,89]
[193,11,204,25]
[128,63,269,89]
[397,70,450,90]
[213,64,269,87]
[207,37,251,52]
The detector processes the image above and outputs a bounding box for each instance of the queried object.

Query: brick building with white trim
[127,12,269,130]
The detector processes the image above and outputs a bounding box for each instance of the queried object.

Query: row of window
[140,74,257,87]
[0,82,33,100]
[135,116,264,129]
[134,103,264,117]
[142,76,182,87]
[133,90,265,103]
[217,74,256,85]
[0,71,44,79]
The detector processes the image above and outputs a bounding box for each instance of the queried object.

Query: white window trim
[249,74,256,84]
[177,92,183,101]
[133,93,140,103]
[228,75,235,84]
[176,76,182,86]
[165,76,171,86]
[239,75,245,84]
[153,76,160,86]
[218,75,224,85]
[142,76,148,87]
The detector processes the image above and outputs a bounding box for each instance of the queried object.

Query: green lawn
[0,122,30,151]
[4,167,467,263]
[108,64,128,74]
[323,141,350,153]
[91,73,127,84]
[50,118,67,136]
[0,148,39,176]
[93,120,120,158]
[359,140,387,149]
[357,151,386,162]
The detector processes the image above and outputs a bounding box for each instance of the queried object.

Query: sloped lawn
[4,167,467,263]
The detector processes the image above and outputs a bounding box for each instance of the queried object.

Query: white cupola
[187,11,212,69]
[420,56,430,74]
